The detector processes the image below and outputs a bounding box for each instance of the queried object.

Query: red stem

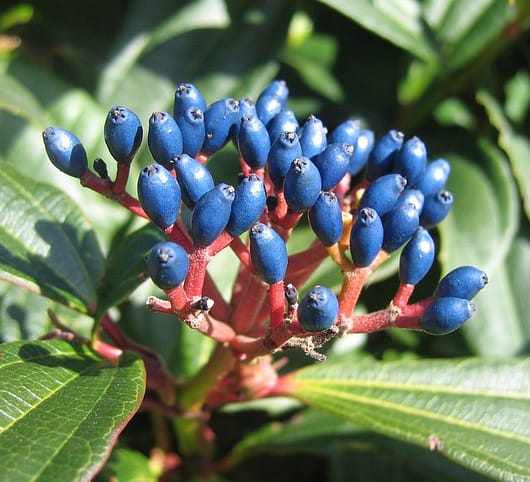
[112,162,131,195]
[268,281,286,328]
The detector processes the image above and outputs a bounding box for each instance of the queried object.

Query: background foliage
[0,1,529,481]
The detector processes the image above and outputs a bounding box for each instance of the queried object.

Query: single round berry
[190,183,235,247]
[416,158,451,196]
[350,207,384,267]
[104,105,143,164]
[365,129,404,181]
[267,108,299,143]
[249,223,288,284]
[312,142,353,191]
[226,174,267,237]
[329,119,361,145]
[358,173,407,217]
[148,112,183,168]
[382,201,420,253]
[349,129,374,176]
[433,266,488,300]
[138,163,181,229]
[267,130,303,190]
[202,98,240,154]
[283,157,322,212]
[174,106,205,157]
[147,241,189,290]
[173,154,214,209]
[173,82,207,119]
[237,115,271,169]
[308,191,343,247]
[420,297,476,335]
[399,227,435,285]
[299,115,327,159]
[420,189,454,228]
[298,285,339,332]
[42,126,88,178]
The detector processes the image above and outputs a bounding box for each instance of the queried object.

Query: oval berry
[147,241,189,290]
[350,207,384,267]
[308,191,343,247]
[299,115,327,159]
[190,183,235,247]
[227,174,267,237]
[138,163,181,229]
[420,189,454,228]
[202,98,240,154]
[175,106,205,157]
[433,266,488,300]
[312,142,353,191]
[393,136,427,186]
[349,129,375,176]
[358,173,407,217]
[255,94,283,126]
[104,105,143,164]
[382,201,420,253]
[232,97,258,140]
[258,79,289,104]
[249,223,288,284]
[173,82,207,119]
[329,119,361,145]
[365,129,404,181]
[267,108,299,143]
[42,126,88,178]
[298,285,339,332]
[398,188,425,214]
[416,158,451,196]
[173,154,214,209]
[267,130,303,190]
[283,157,322,212]
[148,112,183,168]
[399,227,435,285]
[237,115,271,169]
[420,297,476,335]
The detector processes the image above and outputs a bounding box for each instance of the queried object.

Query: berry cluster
[42,79,487,366]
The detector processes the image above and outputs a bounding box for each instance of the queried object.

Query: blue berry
[249,223,288,284]
[231,98,258,140]
[312,142,353,191]
[267,130,303,190]
[349,129,375,176]
[258,79,289,103]
[174,106,205,157]
[255,95,283,126]
[202,98,240,155]
[283,157,322,212]
[237,115,271,169]
[416,158,451,196]
[297,285,339,332]
[190,183,235,246]
[42,127,88,178]
[433,266,488,300]
[365,129,404,181]
[104,105,143,164]
[399,227,435,285]
[147,241,189,290]
[420,297,476,335]
[382,201,420,253]
[397,188,425,213]
[138,163,181,229]
[227,174,267,237]
[173,154,214,209]
[299,115,327,159]
[329,119,361,145]
[350,207,384,267]
[173,82,207,119]
[393,136,427,186]
[420,189,454,228]
[308,191,343,247]
[148,112,183,168]
[267,108,299,143]
[358,173,407,217]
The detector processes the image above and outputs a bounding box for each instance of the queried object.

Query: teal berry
[147,241,189,290]
[104,105,143,164]
[202,98,240,154]
[42,126,88,178]
[138,163,181,229]
[148,111,183,168]
[174,106,205,157]
[249,222,288,284]
[399,227,435,285]
[173,154,214,209]
[299,115,327,159]
[190,183,235,246]
[434,266,488,301]
[283,157,322,213]
[393,136,427,187]
[365,129,404,181]
[227,174,267,237]
[237,115,271,169]
[308,191,343,247]
[298,285,339,332]
[173,82,207,119]
[348,129,374,176]
[420,297,476,335]
[312,142,354,191]
[358,173,407,217]
[267,130,303,190]
[350,207,384,267]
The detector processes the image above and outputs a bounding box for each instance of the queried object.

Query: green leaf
[287,358,530,481]
[96,447,161,482]
[0,339,145,482]
[0,73,48,126]
[0,164,104,314]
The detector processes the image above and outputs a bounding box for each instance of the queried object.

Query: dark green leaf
[0,164,104,314]
[287,358,530,481]
[0,339,145,482]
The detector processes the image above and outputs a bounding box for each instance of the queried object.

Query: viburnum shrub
[4,79,494,480]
